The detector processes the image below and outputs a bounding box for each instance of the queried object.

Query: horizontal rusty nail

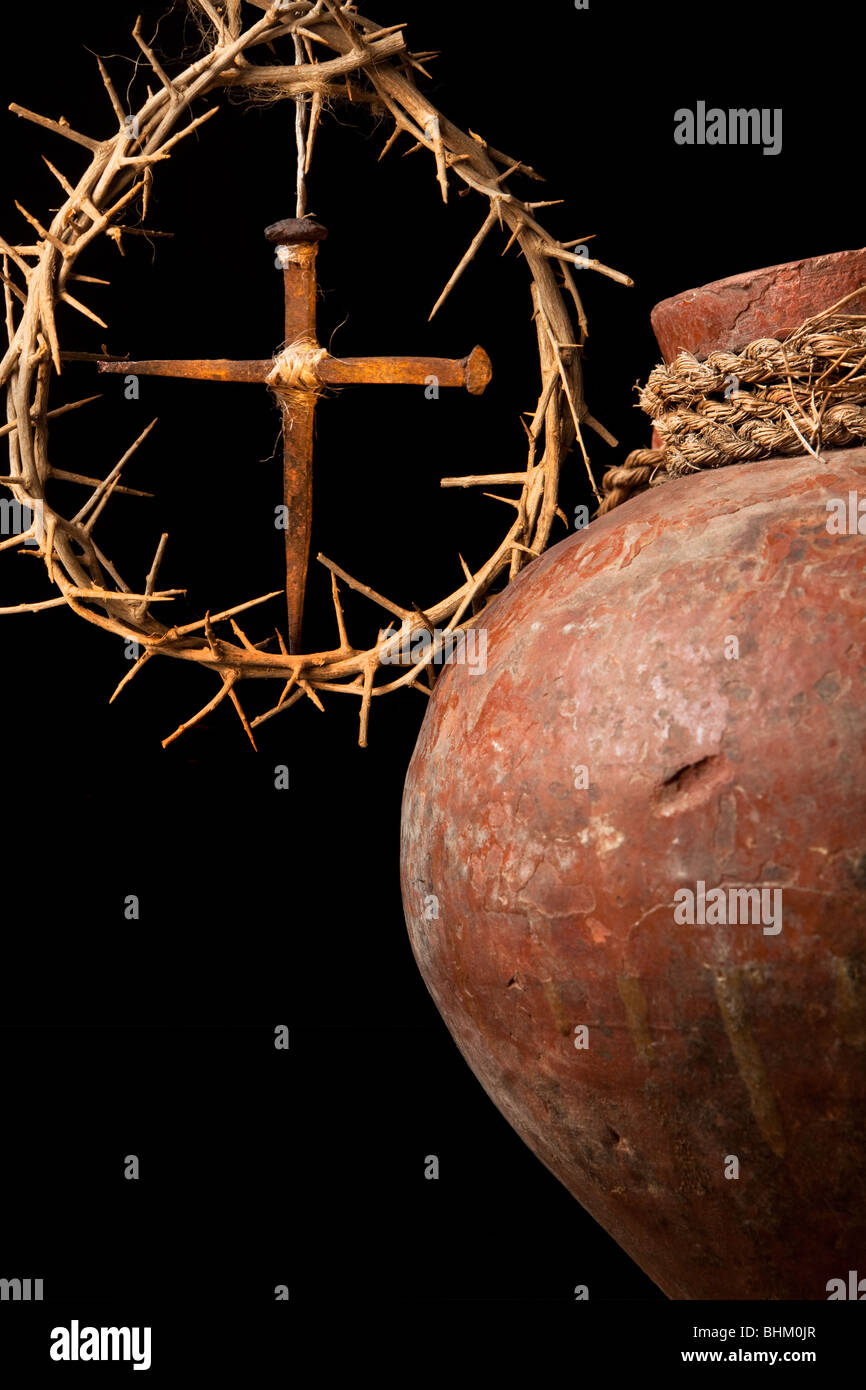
[98,348,493,394]
[317,347,492,393]
[97,358,273,382]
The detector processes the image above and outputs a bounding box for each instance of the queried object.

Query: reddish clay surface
[401,447,866,1299]
[651,247,866,362]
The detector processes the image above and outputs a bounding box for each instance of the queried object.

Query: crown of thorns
[0,0,629,748]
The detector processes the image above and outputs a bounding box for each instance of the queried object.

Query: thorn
[59,291,109,329]
[14,202,69,257]
[229,617,257,652]
[109,648,153,703]
[161,673,236,749]
[483,491,522,510]
[429,207,497,321]
[379,126,401,161]
[228,685,258,750]
[425,115,449,203]
[8,102,98,150]
[299,679,325,712]
[96,54,127,128]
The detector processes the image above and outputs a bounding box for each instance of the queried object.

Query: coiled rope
[599,288,866,514]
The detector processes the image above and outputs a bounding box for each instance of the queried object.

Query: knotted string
[267,334,329,409]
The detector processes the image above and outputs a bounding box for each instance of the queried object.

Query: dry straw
[599,288,866,514]
[1,0,630,746]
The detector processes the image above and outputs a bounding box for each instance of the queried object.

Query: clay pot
[648,247,866,450]
[400,257,866,1300]
[651,246,866,362]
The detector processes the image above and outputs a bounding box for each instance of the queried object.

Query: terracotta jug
[400,251,866,1299]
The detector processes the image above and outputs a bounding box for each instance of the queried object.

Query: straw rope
[599,288,866,515]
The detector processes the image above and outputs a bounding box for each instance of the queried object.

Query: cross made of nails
[98,217,492,651]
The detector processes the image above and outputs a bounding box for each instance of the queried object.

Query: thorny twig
[1,0,630,746]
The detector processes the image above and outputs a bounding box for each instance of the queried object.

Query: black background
[0,0,862,1373]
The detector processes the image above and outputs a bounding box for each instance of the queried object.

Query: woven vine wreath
[0,0,630,747]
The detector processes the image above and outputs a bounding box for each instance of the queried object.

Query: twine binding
[599,286,866,515]
[267,335,329,408]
